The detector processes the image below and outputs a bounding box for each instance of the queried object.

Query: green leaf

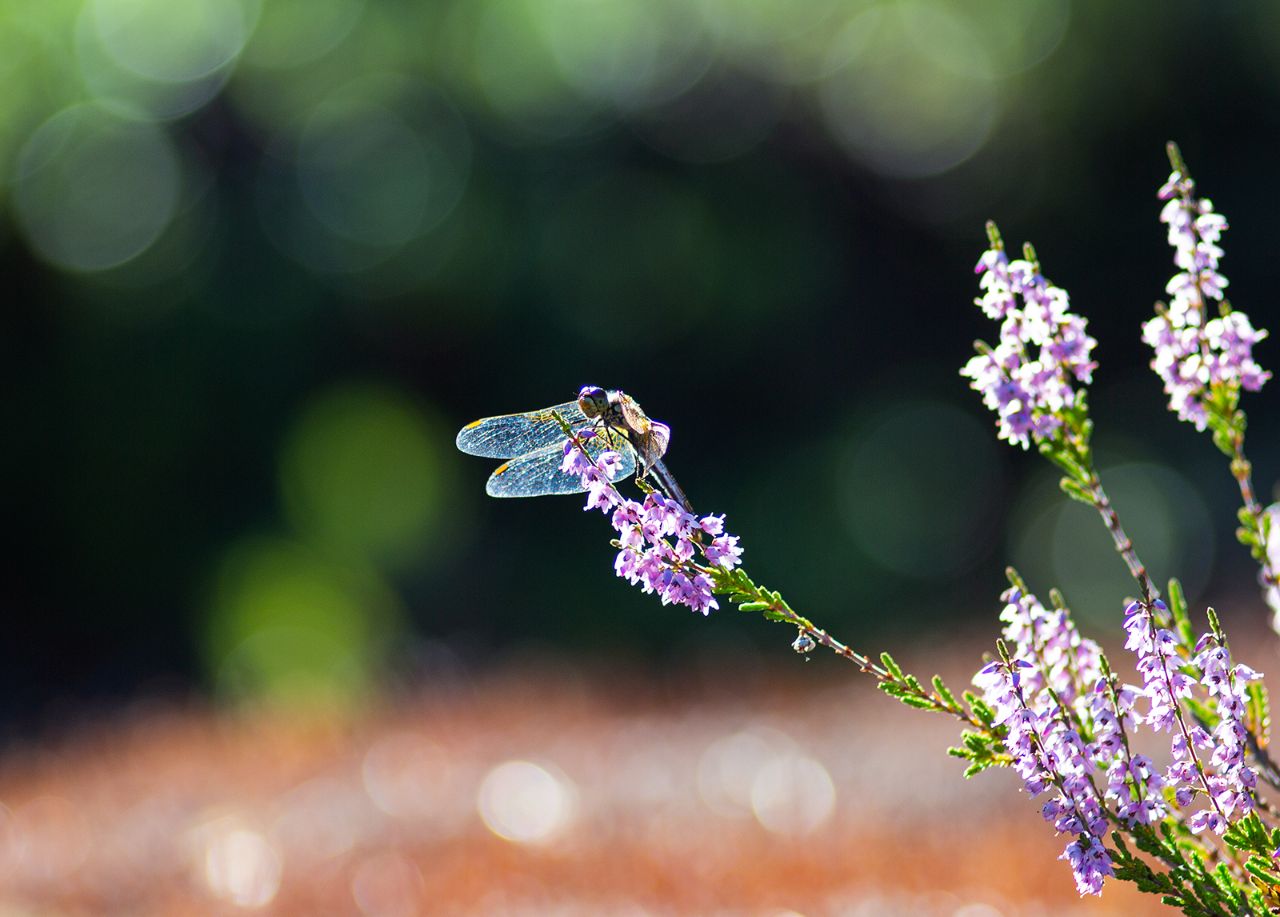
[1204,607,1223,642]
[736,601,771,613]
[1004,567,1028,593]
[1183,696,1217,729]
[1248,888,1271,915]
[962,761,993,777]
[1168,578,1196,648]
[931,675,957,708]
[880,652,904,680]
[1059,477,1095,505]
[895,694,940,711]
[1245,857,1280,885]
[1246,682,1270,746]
[965,693,995,725]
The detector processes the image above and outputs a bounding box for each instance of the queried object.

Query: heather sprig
[961,222,1097,454]
[553,421,998,755]
[974,643,1113,895]
[1144,142,1278,624]
[964,573,1276,899]
[559,415,1274,899]
[964,223,1158,602]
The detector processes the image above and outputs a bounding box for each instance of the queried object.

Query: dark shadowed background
[3,0,1279,724]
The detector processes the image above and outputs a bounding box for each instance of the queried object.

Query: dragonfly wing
[486,439,637,499]
[617,395,671,464]
[617,394,652,437]
[456,400,587,458]
[640,421,670,468]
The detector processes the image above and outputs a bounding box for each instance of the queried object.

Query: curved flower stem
[1085,475,1159,605]
[752,599,985,730]
[1101,671,1150,814]
[557,419,985,731]
[1140,602,1228,825]
[1231,431,1279,590]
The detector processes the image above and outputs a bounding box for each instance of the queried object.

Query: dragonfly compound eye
[577,385,608,418]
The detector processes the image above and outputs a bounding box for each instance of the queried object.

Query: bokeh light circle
[90,0,256,84]
[477,760,575,844]
[257,78,471,277]
[1012,462,1214,622]
[837,401,1003,577]
[14,103,180,272]
[750,753,836,836]
[297,99,460,248]
[202,822,282,908]
[537,0,715,112]
[279,383,445,570]
[75,5,235,120]
[470,0,601,140]
[204,535,402,705]
[819,2,998,177]
[539,0,663,108]
[240,0,365,70]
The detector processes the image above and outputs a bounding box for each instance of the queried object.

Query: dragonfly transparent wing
[486,437,637,499]
[456,400,588,459]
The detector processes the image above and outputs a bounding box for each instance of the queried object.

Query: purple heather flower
[1123,600,1194,740]
[1145,170,1270,430]
[1061,836,1114,897]
[562,435,741,617]
[1186,808,1227,836]
[1122,597,1263,835]
[975,654,1111,896]
[1088,679,1167,827]
[1191,639,1260,824]
[996,588,1103,715]
[963,241,1097,449]
[705,535,743,569]
[1267,503,1280,626]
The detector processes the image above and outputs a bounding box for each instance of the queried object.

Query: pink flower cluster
[1142,170,1270,429]
[560,433,742,616]
[975,589,1114,895]
[1123,600,1260,835]
[1190,637,1260,832]
[962,244,1097,449]
[975,655,1112,896]
[975,585,1266,894]
[996,588,1102,714]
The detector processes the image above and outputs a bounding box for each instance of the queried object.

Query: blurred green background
[3,0,1278,723]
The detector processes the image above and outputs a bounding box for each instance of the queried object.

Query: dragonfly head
[577,385,609,419]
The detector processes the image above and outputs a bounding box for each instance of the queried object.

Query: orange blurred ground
[0,652,1166,916]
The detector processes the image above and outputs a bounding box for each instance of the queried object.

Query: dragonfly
[456,386,692,512]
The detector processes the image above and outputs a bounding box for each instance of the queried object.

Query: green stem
[1231,429,1278,590]
[746,595,985,730]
